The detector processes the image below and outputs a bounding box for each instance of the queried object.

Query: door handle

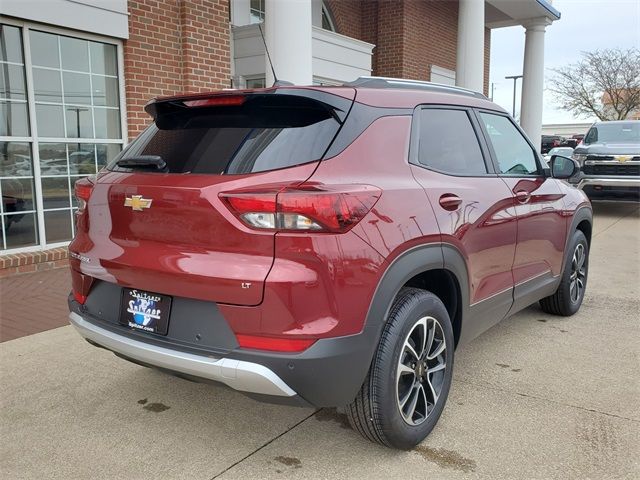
[515,190,531,204]
[439,194,462,211]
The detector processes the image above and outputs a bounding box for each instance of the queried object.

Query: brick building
[1,0,559,263]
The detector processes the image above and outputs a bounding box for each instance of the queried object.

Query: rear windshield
[109,95,341,174]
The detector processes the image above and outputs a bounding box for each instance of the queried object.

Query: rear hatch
[71,88,355,306]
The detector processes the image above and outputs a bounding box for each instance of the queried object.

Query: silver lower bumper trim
[69,312,296,397]
[577,177,640,189]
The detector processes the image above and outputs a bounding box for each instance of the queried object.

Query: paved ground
[0,268,70,342]
[1,201,638,479]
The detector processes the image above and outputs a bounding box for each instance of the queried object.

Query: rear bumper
[68,297,379,407]
[69,311,296,398]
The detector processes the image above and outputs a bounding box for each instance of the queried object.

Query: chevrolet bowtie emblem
[124,195,152,211]
[616,155,633,163]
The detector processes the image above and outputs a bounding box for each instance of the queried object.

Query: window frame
[474,109,544,178]
[409,104,497,177]
[0,17,128,253]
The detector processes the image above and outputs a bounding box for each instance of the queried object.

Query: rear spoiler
[144,88,355,124]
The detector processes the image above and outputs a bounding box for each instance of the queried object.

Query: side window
[417,108,487,175]
[479,112,539,175]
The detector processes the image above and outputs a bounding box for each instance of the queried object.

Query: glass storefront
[0,23,124,251]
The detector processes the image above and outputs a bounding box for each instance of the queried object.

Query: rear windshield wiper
[116,155,167,171]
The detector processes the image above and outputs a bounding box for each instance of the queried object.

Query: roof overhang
[486,0,561,29]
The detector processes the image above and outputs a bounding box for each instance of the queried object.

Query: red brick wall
[326,0,363,39]
[403,0,458,81]
[326,0,490,94]
[124,0,230,139]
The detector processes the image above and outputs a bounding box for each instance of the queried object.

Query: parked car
[541,134,565,153]
[68,77,592,449]
[571,120,640,198]
[543,146,574,165]
[571,133,585,146]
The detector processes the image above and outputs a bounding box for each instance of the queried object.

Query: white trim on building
[1,0,129,39]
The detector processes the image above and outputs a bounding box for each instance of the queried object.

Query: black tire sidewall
[373,290,455,449]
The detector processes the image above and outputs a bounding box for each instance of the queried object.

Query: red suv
[68,77,592,449]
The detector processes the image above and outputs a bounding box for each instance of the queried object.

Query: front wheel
[540,230,589,316]
[346,288,454,449]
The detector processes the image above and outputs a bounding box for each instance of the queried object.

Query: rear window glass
[109,95,341,174]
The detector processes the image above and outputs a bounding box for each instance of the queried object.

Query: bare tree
[549,48,640,121]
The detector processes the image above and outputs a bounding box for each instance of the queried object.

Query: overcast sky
[489,0,640,125]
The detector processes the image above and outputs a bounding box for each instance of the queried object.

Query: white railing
[231,24,374,86]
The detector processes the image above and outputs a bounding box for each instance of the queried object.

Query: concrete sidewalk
[1,201,638,479]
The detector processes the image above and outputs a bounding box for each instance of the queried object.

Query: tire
[540,230,589,316]
[346,287,454,449]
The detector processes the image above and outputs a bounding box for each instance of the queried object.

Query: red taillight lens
[73,290,87,305]
[74,178,93,211]
[236,334,316,352]
[183,95,246,107]
[220,184,381,233]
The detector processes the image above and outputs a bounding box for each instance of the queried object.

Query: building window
[322,4,336,32]
[250,0,265,23]
[0,23,125,252]
[245,77,265,89]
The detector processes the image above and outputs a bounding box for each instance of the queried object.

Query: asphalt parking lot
[1,201,638,479]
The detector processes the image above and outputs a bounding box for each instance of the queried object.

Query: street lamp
[66,106,89,150]
[505,74,523,118]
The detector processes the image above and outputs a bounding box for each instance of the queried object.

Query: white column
[265,0,313,86]
[230,0,251,26]
[520,19,550,151]
[456,0,484,93]
[311,0,323,28]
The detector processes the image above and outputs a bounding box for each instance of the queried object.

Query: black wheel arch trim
[562,206,593,276]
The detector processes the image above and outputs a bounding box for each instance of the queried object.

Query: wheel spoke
[405,342,420,362]
[397,362,415,378]
[570,280,577,302]
[417,384,428,420]
[399,382,416,409]
[425,318,435,359]
[416,317,428,358]
[426,373,438,405]
[427,340,445,360]
[576,245,585,270]
[404,383,420,418]
[428,362,446,374]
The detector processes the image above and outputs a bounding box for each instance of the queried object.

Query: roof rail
[343,76,487,99]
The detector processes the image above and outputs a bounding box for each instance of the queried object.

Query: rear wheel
[540,230,589,316]
[346,288,454,449]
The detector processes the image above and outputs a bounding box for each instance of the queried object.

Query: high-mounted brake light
[220,184,381,233]
[74,178,94,211]
[183,95,246,107]
[236,334,316,352]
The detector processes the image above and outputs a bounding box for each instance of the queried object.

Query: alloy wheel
[569,243,587,304]
[396,316,447,426]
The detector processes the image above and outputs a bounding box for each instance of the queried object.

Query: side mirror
[550,155,579,179]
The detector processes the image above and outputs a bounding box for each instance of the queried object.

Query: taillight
[236,334,316,352]
[220,184,381,233]
[73,290,87,305]
[74,178,94,211]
